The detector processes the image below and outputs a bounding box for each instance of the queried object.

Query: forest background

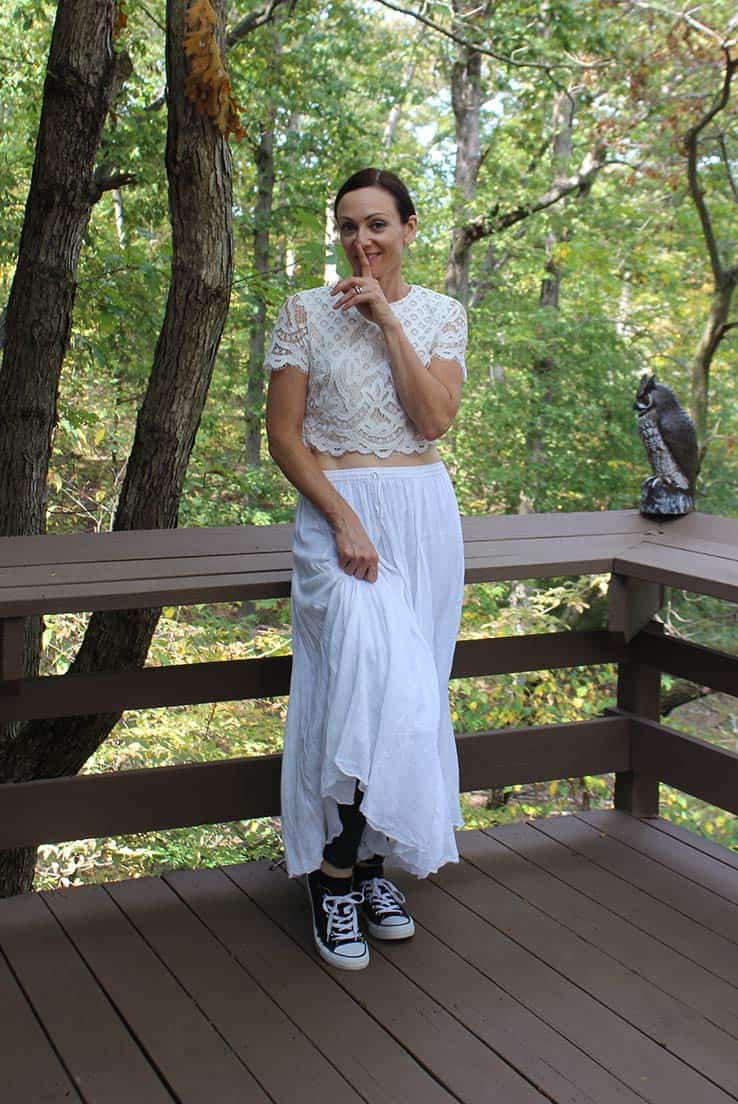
[0,0,736,891]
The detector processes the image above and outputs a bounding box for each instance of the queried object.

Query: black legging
[322,784,366,869]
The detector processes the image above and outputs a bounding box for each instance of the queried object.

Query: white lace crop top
[264,284,467,458]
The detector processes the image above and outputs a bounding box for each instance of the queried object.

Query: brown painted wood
[647,816,738,873]
[0,891,172,1101]
[0,719,628,850]
[459,507,653,542]
[0,550,294,590]
[580,811,738,908]
[0,943,82,1101]
[614,545,738,604]
[0,617,24,683]
[628,630,738,698]
[108,874,363,1104]
[434,836,734,1104]
[607,574,664,642]
[457,715,630,793]
[652,511,738,544]
[229,858,548,1104]
[0,568,293,617]
[376,871,647,1104]
[630,716,738,818]
[614,616,662,817]
[0,523,294,568]
[531,814,738,988]
[542,811,738,948]
[165,865,459,1104]
[451,630,627,678]
[0,654,293,722]
[42,882,271,1103]
[0,633,625,724]
[485,820,738,1039]
[455,830,738,1099]
[0,752,282,849]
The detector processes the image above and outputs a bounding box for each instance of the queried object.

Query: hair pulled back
[333,168,416,224]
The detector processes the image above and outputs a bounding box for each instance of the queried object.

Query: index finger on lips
[355,241,372,276]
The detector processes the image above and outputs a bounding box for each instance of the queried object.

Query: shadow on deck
[4,811,738,1104]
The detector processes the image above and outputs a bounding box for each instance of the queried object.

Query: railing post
[608,573,663,817]
[0,617,24,689]
[613,622,662,817]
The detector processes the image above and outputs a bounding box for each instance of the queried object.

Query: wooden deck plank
[643,532,738,563]
[227,858,548,1104]
[0,945,83,1102]
[647,817,738,873]
[164,865,459,1104]
[4,821,738,1102]
[0,509,651,572]
[0,550,293,589]
[41,883,272,1104]
[453,830,738,1101]
[613,545,738,603]
[579,812,738,908]
[531,816,738,981]
[108,874,362,1104]
[0,891,173,1102]
[385,871,646,1104]
[0,524,294,567]
[479,821,738,1040]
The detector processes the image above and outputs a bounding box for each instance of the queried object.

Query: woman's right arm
[266,366,379,582]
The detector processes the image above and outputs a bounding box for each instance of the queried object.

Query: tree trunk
[690,271,738,454]
[0,0,118,895]
[0,0,234,896]
[523,89,575,508]
[445,16,481,305]
[245,123,275,469]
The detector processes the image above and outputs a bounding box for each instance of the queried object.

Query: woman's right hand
[333,510,379,583]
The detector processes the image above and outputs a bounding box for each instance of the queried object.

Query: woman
[265,167,467,971]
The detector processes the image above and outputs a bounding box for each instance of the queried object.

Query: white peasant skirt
[280,461,465,879]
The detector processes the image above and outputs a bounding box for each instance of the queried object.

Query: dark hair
[333,167,416,224]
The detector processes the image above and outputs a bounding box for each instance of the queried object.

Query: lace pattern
[264,284,467,458]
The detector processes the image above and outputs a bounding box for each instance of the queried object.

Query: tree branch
[685,48,738,285]
[462,149,608,245]
[622,1,726,44]
[370,0,593,71]
[90,168,137,204]
[227,0,297,48]
[717,132,738,204]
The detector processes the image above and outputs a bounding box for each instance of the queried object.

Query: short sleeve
[264,294,310,375]
[430,297,467,379]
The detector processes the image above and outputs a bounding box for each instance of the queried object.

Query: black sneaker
[356,874,415,941]
[305,870,370,970]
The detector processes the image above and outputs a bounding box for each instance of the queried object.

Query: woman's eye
[371,222,386,230]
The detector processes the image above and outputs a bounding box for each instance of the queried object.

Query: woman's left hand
[329,243,394,327]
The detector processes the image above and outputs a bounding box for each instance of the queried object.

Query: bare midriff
[313,444,440,470]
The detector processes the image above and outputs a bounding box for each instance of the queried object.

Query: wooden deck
[4,811,738,1104]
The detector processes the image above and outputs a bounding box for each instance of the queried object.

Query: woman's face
[335,186,416,279]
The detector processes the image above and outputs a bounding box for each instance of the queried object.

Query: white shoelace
[362,877,406,916]
[322,891,364,943]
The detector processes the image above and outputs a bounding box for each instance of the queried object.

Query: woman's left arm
[381,319,463,441]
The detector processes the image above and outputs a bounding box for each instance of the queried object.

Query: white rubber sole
[312,922,370,970]
[366,916,416,941]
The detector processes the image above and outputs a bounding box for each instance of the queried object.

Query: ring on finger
[354,285,364,295]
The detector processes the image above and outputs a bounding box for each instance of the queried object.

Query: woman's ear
[403,215,418,246]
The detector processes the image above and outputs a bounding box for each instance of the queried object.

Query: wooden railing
[0,509,736,856]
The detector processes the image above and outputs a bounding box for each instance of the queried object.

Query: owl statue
[635,375,700,519]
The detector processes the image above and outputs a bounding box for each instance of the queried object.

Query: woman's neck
[379,270,410,303]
